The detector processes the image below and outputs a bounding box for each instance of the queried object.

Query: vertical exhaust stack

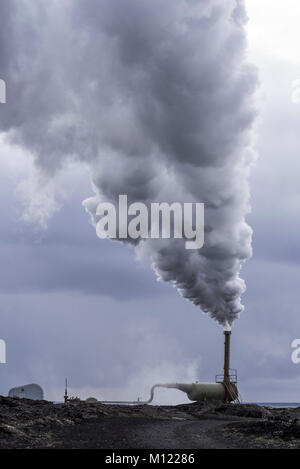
[64,379,68,403]
[223,331,231,385]
[222,330,239,402]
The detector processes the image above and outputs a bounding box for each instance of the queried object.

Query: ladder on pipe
[215,368,241,404]
[223,381,241,404]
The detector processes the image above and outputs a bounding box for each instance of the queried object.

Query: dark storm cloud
[246,60,300,266]
[0,183,163,299]
[0,240,161,298]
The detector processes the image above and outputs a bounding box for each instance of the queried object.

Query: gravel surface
[0,396,299,449]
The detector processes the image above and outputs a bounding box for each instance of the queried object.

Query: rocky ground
[0,396,300,449]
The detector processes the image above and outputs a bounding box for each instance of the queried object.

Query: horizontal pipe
[100,381,238,405]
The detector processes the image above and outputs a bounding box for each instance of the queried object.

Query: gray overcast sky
[1,0,300,403]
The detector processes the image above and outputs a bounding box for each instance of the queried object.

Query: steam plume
[0,0,257,327]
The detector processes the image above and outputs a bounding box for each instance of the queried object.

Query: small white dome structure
[8,383,44,401]
[86,397,98,403]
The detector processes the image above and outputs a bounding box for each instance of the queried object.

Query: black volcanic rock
[0,396,299,449]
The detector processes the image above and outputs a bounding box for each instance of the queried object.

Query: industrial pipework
[98,330,239,406]
[143,331,239,403]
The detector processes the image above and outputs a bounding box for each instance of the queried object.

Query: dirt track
[0,396,300,449]
[48,416,237,449]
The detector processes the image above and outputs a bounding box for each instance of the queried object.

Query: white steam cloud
[0,0,258,327]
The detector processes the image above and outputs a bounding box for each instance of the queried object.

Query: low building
[8,383,44,400]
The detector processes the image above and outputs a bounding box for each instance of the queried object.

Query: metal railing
[215,368,238,384]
